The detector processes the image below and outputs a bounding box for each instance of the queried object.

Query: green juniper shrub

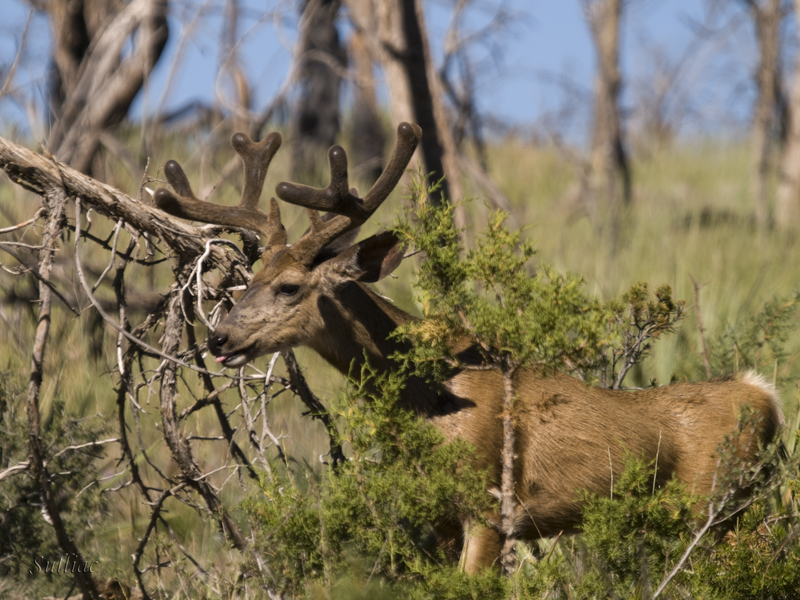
[389,174,615,384]
[571,409,793,600]
[574,456,699,599]
[389,173,685,392]
[692,499,800,600]
[708,291,800,386]
[0,370,109,598]
[244,363,599,599]
[686,415,798,599]
[244,365,493,598]
[600,284,686,388]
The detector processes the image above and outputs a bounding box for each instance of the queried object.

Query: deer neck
[307,282,442,414]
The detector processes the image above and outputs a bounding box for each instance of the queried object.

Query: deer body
[442,369,780,569]
[155,123,783,573]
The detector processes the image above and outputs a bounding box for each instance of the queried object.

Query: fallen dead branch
[0,134,337,598]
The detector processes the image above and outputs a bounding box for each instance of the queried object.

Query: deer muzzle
[208,330,253,368]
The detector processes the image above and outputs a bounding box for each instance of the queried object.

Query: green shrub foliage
[709,291,800,386]
[571,444,798,600]
[390,175,684,390]
[390,176,615,382]
[245,365,495,598]
[0,370,109,598]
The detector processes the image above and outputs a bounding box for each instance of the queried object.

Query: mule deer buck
[154,122,783,572]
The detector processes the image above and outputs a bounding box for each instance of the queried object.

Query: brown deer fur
[154,123,784,573]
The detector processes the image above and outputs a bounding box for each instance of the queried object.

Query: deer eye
[278,283,300,296]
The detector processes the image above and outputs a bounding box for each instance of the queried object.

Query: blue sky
[0,0,771,140]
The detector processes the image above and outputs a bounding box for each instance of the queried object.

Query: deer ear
[327,231,405,285]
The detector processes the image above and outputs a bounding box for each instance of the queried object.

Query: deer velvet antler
[276,121,421,265]
[154,132,287,251]
[155,122,421,266]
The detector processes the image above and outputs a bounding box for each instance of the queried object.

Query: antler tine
[363,122,422,207]
[154,132,287,247]
[275,122,422,264]
[274,143,362,217]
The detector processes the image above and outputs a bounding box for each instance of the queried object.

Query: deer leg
[460,518,502,574]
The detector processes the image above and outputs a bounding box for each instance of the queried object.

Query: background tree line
[10,0,800,232]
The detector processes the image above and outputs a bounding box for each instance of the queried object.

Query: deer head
[154,122,422,368]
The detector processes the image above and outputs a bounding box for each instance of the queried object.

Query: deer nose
[208,332,228,355]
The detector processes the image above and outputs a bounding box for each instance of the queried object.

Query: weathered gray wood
[0,135,250,277]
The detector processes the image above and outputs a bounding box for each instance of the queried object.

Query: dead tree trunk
[47,0,120,116]
[776,0,800,229]
[44,0,169,174]
[583,0,631,236]
[345,0,462,205]
[349,29,386,184]
[290,0,347,182]
[220,0,252,134]
[747,0,783,229]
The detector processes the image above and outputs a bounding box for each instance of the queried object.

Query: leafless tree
[775,0,800,229]
[348,28,386,184]
[581,0,632,242]
[219,0,252,134]
[438,0,512,170]
[344,0,462,205]
[42,0,169,175]
[704,0,789,228]
[628,40,695,147]
[436,0,518,216]
[743,0,786,229]
[0,131,346,598]
[45,0,120,116]
[290,0,347,182]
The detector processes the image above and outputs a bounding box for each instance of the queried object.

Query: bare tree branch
[158,282,249,551]
[26,187,101,600]
[0,7,32,101]
[0,135,252,273]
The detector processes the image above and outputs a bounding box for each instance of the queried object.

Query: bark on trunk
[45,0,169,174]
[47,0,120,115]
[776,0,800,229]
[345,0,462,205]
[291,0,346,182]
[750,0,783,229]
[221,0,251,134]
[349,29,386,185]
[584,0,631,237]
